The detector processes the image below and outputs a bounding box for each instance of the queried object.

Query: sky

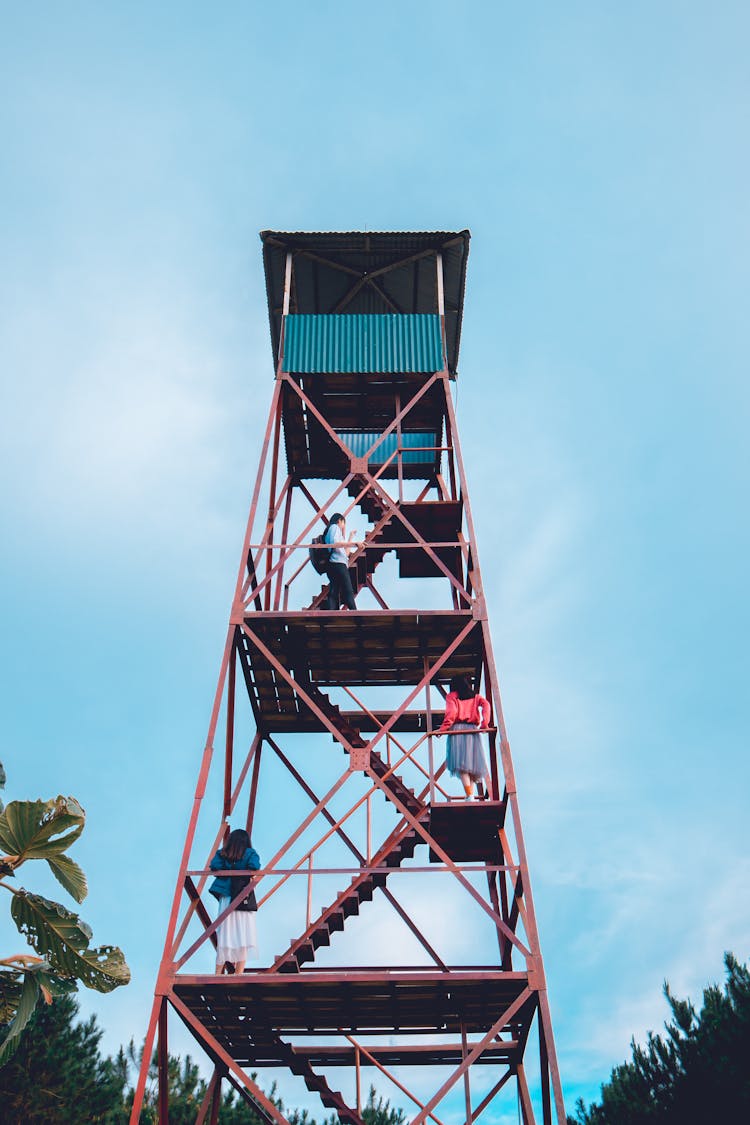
[1,1,749,1119]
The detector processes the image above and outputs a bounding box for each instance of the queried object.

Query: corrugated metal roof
[337,431,437,465]
[260,230,469,377]
[282,314,444,374]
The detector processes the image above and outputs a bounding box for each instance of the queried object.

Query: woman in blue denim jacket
[209,828,261,974]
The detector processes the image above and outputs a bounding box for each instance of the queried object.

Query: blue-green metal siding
[282,314,444,373]
[337,432,437,464]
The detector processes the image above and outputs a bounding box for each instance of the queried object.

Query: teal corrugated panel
[337,431,436,464]
[282,314,443,373]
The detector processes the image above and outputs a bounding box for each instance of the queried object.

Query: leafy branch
[0,760,130,1065]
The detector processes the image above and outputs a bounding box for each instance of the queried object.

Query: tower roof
[260,230,470,375]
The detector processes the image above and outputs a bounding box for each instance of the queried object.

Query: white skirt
[216,898,258,962]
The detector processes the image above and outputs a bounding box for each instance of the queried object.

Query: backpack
[230,873,257,912]
[309,534,331,575]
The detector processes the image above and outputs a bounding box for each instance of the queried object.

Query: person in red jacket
[437,675,491,800]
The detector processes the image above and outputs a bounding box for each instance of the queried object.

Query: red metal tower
[132,231,566,1124]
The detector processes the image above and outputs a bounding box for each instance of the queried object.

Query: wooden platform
[238,610,483,729]
[174,970,533,1063]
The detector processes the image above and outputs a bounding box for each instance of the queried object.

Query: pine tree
[0,983,407,1124]
[0,993,124,1124]
[570,952,750,1125]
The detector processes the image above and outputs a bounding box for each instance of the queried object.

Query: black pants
[325,562,356,610]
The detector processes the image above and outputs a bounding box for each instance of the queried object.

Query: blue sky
[1,1,749,1118]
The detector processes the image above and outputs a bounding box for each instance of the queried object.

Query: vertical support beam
[436,252,448,366]
[366,794,372,863]
[276,250,293,379]
[223,643,236,821]
[517,1063,535,1125]
[539,1012,552,1125]
[274,482,294,610]
[208,1075,222,1125]
[486,869,507,964]
[263,404,283,610]
[246,737,263,837]
[460,1024,472,1125]
[483,653,499,801]
[195,1069,221,1125]
[306,854,313,929]
[424,658,435,804]
[443,407,458,502]
[158,1000,169,1125]
[396,389,404,503]
[355,1045,362,1114]
[238,378,284,606]
[283,251,293,316]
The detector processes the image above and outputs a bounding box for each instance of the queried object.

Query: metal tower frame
[131,231,565,1124]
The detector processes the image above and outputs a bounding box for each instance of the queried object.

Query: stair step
[327,910,345,932]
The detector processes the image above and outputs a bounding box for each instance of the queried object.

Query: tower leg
[158,999,169,1124]
[194,1068,221,1125]
[130,994,162,1125]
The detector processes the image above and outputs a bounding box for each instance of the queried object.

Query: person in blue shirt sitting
[209,828,261,974]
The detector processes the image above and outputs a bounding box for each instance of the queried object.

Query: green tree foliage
[0,993,124,1123]
[119,1041,405,1125]
[0,992,406,1124]
[0,761,130,1063]
[569,952,750,1125]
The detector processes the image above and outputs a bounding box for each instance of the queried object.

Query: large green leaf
[46,854,88,903]
[0,797,85,863]
[11,892,130,993]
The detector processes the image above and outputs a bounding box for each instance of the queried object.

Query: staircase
[265,684,427,973]
[271,817,426,972]
[305,475,394,610]
[249,1024,365,1125]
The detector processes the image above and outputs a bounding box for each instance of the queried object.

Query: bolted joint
[526,956,546,991]
[230,599,247,624]
[349,746,370,771]
[350,456,369,476]
[472,595,488,621]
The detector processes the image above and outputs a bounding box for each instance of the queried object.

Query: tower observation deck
[132,231,566,1124]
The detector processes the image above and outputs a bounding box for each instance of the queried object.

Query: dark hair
[449,675,473,700]
[327,512,345,527]
[222,828,251,863]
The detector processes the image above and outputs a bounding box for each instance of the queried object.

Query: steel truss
[132,232,565,1124]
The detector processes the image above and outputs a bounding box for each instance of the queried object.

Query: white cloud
[1,278,268,584]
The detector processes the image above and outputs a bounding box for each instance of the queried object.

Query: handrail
[188,863,518,878]
[245,540,469,549]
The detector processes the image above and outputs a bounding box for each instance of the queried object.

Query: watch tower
[131,230,566,1124]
